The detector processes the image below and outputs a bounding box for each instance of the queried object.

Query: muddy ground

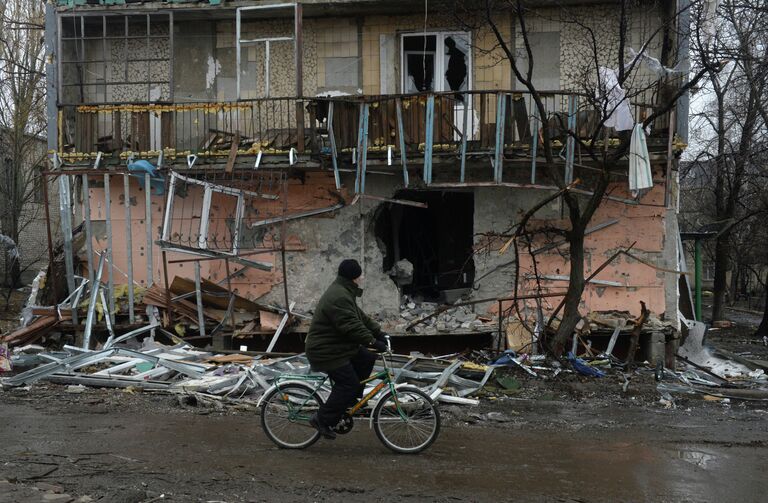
[2,374,767,503]
[1,306,767,502]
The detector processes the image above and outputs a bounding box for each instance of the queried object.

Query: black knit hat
[338,259,362,280]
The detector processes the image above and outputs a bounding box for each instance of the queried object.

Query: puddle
[677,449,717,468]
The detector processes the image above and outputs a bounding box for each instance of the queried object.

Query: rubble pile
[388,296,496,334]
[0,269,307,356]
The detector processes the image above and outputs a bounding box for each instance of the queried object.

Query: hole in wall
[374,190,475,303]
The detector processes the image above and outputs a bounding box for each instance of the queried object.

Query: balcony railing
[57,89,672,186]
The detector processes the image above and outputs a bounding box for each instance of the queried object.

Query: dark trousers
[317,347,377,427]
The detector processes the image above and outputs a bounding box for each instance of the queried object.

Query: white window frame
[399,31,472,93]
[161,171,278,256]
[236,3,298,99]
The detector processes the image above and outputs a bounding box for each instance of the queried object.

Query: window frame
[399,31,472,94]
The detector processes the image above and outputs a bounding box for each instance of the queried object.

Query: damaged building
[33,0,690,361]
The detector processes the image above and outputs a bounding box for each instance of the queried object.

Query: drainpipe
[694,238,702,321]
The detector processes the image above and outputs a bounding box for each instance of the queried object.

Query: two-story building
[44,0,690,356]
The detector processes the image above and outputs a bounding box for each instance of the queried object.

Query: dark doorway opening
[375,190,475,302]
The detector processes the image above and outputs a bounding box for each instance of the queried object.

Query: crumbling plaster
[256,172,403,315]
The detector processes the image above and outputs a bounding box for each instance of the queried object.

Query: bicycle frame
[269,350,410,423]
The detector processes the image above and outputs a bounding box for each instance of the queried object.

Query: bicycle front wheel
[373,386,440,454]
[261,383,323,449]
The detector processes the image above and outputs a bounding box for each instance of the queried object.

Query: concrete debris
[485,411,514,423]
[388,259,414,286]
[392,297,496,334]
[585,310,676,334]
[655,319,768,400]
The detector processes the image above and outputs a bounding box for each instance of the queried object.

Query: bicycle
[259,336,441,454]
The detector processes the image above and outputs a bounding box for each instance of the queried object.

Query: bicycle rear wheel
[261,383,323,449]
[372,386,440,454]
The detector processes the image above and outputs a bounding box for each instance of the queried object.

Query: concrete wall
[82,163,678,323]
[471,186,562,304]
[519,4,665,92]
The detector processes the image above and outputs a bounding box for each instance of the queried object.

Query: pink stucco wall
[508,181,669,318]
[86,172,342,301]
[84,171,671,317]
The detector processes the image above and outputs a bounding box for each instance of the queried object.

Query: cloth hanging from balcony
[629,123,653,198]
[597,67,634,131]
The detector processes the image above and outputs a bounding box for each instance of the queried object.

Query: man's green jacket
[305,276,384,371]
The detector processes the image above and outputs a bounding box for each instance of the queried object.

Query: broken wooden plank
[625,301,650,367]
[358,194,428,208]
[1,316,59,346]
[259,310,283,331]
[225,132,241,174]
[204,354,254,364]
[169,276,269,313]
[30,307,73,320]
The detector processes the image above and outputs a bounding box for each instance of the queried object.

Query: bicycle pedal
[333,413,354,434]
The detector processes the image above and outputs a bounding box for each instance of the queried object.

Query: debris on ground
[1,336,494,408]
[385,295,496,334]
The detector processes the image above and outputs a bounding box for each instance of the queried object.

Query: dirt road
[1,387,767,503]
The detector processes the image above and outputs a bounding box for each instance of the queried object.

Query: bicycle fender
[256,380,319,408]
[367,383,413,429]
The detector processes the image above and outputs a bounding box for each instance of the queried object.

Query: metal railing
[57,89,671,182]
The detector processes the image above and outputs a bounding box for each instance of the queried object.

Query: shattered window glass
[401,32,470,94]
[443,35,468,93]
[403,34,437,93]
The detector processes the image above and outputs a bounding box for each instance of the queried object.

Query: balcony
[56,89,675,187]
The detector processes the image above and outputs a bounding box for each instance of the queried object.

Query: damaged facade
[36,0,690,361]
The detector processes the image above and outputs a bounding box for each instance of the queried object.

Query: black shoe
[309,413,337,440]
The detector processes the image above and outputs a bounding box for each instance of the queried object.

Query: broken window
[236,4,299,100]
[401,32,470,94]
[59,13,172,105]
[375,190,475,303]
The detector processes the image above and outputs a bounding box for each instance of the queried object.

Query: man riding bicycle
[305,259,388,440]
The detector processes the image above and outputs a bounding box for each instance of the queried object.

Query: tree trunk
[550,227,586,356]
[757,274,768,339]
[711,232,730,321]
[730,261,740,305]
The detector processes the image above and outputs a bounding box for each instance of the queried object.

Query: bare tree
[684,0,768,322]
[0,0,47,287]
[454,0,713,355]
